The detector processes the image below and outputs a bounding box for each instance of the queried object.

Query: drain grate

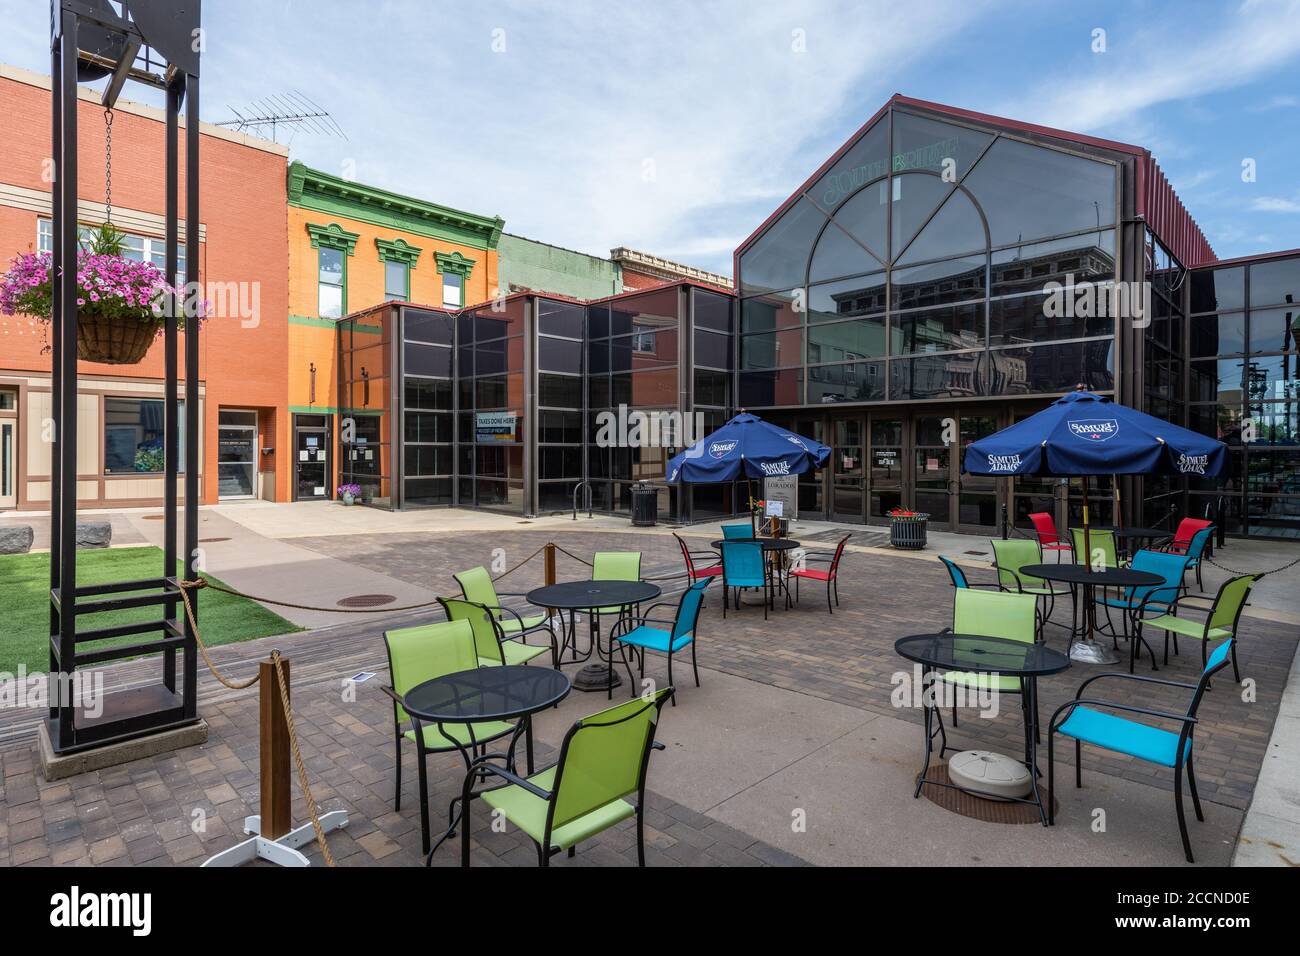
[919,763,1056,824]
[336,593,397,609]
[963,550,988,557]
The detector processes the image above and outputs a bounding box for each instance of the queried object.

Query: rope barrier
[552,544,594,567]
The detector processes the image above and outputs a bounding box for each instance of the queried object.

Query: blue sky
[1,0,1297,275]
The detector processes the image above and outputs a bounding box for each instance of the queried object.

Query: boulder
[0,524,35,554]
[75,521,112,548]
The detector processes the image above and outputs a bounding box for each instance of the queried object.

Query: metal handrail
[571,480,593,520]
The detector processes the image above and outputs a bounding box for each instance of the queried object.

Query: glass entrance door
[293,414,331,500]
[831,417,865,523]
[868,416,904,522]
[955,412,1001,532]
[913,415,952,525]
[217,409,257,499]
[0,417,15,510]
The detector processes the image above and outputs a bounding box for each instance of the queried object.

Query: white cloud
[1003,0,1300,133]
[1250,196,1300,212]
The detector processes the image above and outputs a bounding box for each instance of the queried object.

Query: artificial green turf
[0,546,302,674]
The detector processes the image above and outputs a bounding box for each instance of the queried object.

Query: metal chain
[1204,553,1300,578]
[103,108,113,225]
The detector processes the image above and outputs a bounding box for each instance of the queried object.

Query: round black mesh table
[403,665,572,858]
[1023,563,1163,665]
[406,665,571,864]
[895,633,1070,823]
[526,580,661,692]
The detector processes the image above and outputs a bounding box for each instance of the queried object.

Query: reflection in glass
[895,302,983,354]
[890,353,983,400]
[809,116,888,209]
[1249,257,1300,308]
[807,363,885,403]
[895,188,986,264]
[961,137,1117,246]
[809,218,882,283]
[1189,313,1246,357]
[808,274,886,322]
[987,340,1114,395]
[990,232,1115,298]
[739,197,827,295]
[891,256,985,311]
[1249,307,1300,354]
[890,173,953,256]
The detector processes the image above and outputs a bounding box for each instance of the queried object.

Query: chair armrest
[466,755,553,799]
[652,741,666,751]
[381,684,404,706]
[1135,583,1188,617]
[1050,697,1196,731]
[1075,672,1197,696]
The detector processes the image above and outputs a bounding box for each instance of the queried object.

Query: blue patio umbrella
[666,412,831,484]
[964,386,1226,661]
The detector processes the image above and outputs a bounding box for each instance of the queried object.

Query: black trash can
[630,482,658,527]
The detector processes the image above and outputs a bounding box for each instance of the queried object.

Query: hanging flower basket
[888,509,930,550]
[0,224,195,365]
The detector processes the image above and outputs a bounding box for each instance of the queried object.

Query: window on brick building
[38,218,188,285]
[384,259,409,301]
[319,247,345,318]
[442,272,463,308]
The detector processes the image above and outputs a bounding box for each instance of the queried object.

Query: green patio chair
[1142,574,1257,682]
[990,537,1060,623]
[438,596,556,668]
[941,589,1040,736]
[381,618,515,855]
[1070,528,1121,569]
[454,565,556,645]
[459,687,675,866]
[590,550,643,617]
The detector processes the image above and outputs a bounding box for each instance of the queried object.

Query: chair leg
[393,729,403,812]
[416,735,430,856]
[1174,761,1194,864]
[1187,752,1205,822]
[538,843,549,867]
[826,580,833,615]
[667,653,676,706]
[952,699,959,729]
[567,846,576,858]
[1075,739,1082,789]
[1231,640,1241,684]
[1047,728,1056,825]
[690,639,700,687]
[636,804,646,867]
[834,578,840,607]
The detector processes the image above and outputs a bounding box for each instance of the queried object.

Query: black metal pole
[56,7,80,751]
[47,24,62,716]
[182,72,200,718]
[163,78,180,693]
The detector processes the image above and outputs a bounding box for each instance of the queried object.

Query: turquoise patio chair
[1048,639,1236,863]
[720,540,768,620]
[460,687,675,866]
[610,578,711,703]
[381,619,516,855]
[454,565,556,645]
[1094,549,1190,673]
[721,522,753,540]
[1143,574,1257,682]
[938,555,1001,591]
[1177,526,1214,592]
[941,589,1039,735]
[438,596,556,668]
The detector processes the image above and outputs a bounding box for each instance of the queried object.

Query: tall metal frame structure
[48,0,202,753]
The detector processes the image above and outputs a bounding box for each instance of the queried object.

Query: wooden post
[543,543,557,615]
[259,657,291,841]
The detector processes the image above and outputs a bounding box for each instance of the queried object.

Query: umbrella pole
[1071,474,1120,665]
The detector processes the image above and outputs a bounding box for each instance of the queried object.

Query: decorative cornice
[376,237,422,266]
[609,246,732,288]
[287,161,504,251]
[306,221,360,255]
[434,250,476,279]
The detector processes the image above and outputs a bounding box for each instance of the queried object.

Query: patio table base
[572,662,623,693]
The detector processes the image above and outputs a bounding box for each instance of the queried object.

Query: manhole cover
[963,550,987,557]
[336,593,396,608]
[920,763,1056,824]
[143,515,164,521]
[199,537,231,543]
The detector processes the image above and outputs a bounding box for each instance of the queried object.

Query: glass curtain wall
[586,286,683,520]
[458,298,526,512]
[691,287,739,518]
[338,307,394,507]
[401,307,455,505]
[1140,233,1189,527]
[1189,254,1300,538]
[536,298,586,513]
[736,107,1119,407]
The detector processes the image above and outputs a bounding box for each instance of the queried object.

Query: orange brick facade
[0,65,289,510]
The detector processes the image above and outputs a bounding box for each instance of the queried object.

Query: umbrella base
[1069,640,1120,665]
[572,663,623,693]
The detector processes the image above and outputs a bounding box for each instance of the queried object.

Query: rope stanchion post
[260,657,291,841]
[544,542,557,616]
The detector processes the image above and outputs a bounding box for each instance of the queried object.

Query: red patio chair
[674,532,723,585]
[1028,512,1072,560]
[788,534,850,614]
[1159,518,1212,555]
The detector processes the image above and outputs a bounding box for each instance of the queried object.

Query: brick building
[0,64,289,510]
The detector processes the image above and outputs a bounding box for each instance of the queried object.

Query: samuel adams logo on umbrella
[708,440,737,459]
[1068,419,1119,442]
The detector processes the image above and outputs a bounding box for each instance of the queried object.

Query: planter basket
[76,310,159,364]
[889,513,929,550]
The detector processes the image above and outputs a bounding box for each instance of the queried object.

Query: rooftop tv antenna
[215,90,347,143]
